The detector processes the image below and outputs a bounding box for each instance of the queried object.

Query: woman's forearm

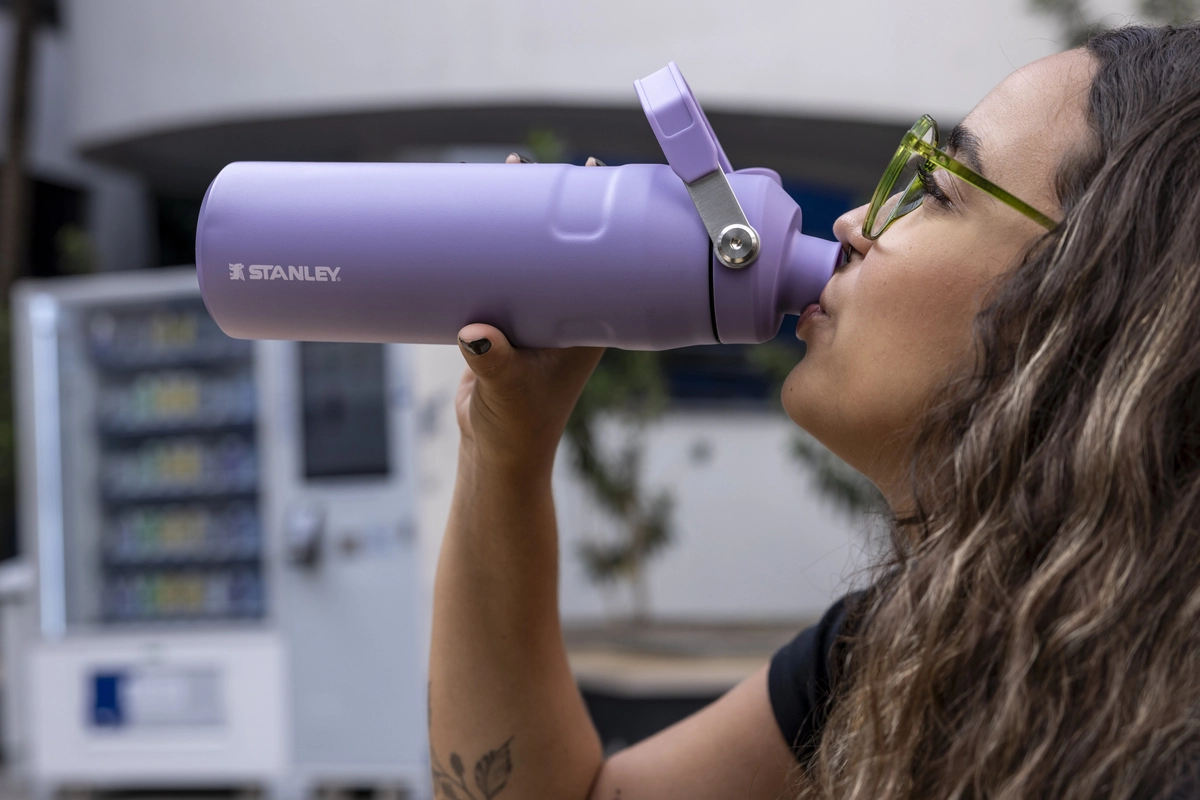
[428,444,602,800]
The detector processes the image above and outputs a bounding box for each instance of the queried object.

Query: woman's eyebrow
[948,123,986,176]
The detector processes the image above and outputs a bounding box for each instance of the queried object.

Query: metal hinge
[685,169,760,269]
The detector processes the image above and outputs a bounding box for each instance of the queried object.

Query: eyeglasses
[862,115,1058,240]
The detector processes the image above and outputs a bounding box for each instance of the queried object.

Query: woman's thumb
[456,323,514,380]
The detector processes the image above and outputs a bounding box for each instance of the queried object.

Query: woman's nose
[833,203,872,265]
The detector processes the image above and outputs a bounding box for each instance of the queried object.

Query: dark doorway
[155,193,204,267]
[27,177,88,277]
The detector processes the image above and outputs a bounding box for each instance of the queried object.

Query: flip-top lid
[634,62,734,184]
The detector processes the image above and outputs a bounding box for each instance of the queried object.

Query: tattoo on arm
[429,683,515,800]
[430,736,515,800]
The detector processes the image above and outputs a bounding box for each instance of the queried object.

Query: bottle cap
[634,62,734,183]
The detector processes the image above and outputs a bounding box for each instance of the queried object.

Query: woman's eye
[918,168,952,207]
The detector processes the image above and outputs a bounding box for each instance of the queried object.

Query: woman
[429,23,1200,799]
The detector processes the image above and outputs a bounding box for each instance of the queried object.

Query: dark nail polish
[587,157,607,167]
[517,154,536,164]
[460,337,492,355]
[795,339,808,360]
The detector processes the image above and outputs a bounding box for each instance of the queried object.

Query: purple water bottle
[195,63,842,349]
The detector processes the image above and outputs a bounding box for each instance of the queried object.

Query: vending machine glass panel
[54,297,265,627]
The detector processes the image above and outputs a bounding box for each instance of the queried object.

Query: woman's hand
[454,324,603,473]
[453,153,605,475]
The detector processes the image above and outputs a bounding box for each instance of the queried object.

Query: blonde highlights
[802,24,1200,800]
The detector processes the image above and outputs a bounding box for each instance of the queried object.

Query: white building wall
[412,342,877,625]
[554,410,882,621]
[63,0,1140,150]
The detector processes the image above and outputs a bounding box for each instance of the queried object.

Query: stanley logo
[228,263,341,282]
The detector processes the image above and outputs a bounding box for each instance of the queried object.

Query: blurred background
[0,1,1188,798]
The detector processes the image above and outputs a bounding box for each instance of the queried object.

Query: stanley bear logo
[229,263,245,280]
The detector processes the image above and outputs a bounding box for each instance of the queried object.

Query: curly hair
[802,24,1200,800]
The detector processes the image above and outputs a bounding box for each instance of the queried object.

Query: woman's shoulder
[767,591,1200,798]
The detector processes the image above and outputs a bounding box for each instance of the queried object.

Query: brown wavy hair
[802,24,1200,800]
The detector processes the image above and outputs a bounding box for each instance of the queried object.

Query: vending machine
[5,268,430,799]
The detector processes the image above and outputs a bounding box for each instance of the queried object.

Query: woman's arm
[429,439,601,800]
[427,321,801,800]
[431,448,799,800]
[428,316,606,800]
[590,664,800,800]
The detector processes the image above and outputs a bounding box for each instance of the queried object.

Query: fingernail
[459,336,492,356]
[586,156,607,167]
[795,339,808,360]
[517,153,536,164]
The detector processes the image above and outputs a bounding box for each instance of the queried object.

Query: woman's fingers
[506,152,605,166]
[456,322,600,396]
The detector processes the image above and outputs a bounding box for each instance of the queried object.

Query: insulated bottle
[195,63,842,349]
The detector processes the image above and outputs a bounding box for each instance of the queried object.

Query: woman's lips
[796,302,826,331]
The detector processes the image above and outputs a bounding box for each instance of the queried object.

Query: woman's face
[782,49,1096,506]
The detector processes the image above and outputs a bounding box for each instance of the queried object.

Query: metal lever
[685,170,760,269]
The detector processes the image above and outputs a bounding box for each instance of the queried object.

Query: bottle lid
[634,62,734,183]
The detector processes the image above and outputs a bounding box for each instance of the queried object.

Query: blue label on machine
[91,671,126,727]
[89,667,224,729]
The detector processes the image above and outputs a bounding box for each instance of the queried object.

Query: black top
[767,593,857,766]
[767,594,1198,798]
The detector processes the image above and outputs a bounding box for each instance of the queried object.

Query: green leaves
[525,129,566,165]
[1140,0,1200,23]
[791,430,885,516]
[749,338,883,516]
[565,350,675,593]
[577,491,674,583]
[1029,0,1199,49]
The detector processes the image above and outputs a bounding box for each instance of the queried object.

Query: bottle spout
[777,231,841,316]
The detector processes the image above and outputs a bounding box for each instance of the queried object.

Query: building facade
[13,0,1125,622]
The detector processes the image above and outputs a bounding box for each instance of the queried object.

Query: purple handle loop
[634,62,734,184]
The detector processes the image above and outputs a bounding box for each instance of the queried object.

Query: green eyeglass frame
[862,115,1058,240]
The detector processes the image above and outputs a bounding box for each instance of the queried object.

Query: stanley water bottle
[195,63,842,349]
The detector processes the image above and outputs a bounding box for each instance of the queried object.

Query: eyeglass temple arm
[910,138,1058,231]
